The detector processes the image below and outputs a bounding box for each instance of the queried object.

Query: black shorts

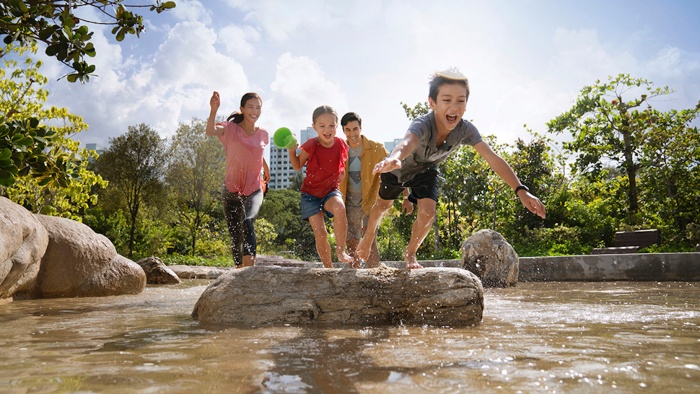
[378,170,439,203]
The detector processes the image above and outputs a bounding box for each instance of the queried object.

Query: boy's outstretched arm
[372,131,420,174]
[473,141,547,219]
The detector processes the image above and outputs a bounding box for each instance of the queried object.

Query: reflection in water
[0,280,698,393]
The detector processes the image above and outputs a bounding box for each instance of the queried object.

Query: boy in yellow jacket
[339,112,390,268]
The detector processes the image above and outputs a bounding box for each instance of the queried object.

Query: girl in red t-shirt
[206,91,270,268]
[287,105,353,268]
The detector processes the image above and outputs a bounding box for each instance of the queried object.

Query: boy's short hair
[429,67,470,102]
[341,112,362,127]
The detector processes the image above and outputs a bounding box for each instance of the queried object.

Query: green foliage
[513,225,590,257]
[376,200,412,261]
[401,101,431,121]
[161,254,234,268]
[95,123,166,257]
[166,119,226,255]
[547,74,673,216]
[1,43,106,216]
[258,189,317,260]
[254,217,279,255]
[0,0,175,83]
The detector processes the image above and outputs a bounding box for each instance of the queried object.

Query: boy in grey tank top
[355,68,547,269]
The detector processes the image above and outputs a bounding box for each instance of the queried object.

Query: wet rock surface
[137,256,182,285]
[192,264,484,327]
[461,229,519,287]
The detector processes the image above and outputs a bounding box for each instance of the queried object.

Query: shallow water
[1,280,699,393]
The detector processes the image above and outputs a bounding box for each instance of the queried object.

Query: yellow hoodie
[339,135,389,215]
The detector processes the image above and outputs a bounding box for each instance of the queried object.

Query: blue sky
[39,0,700,153]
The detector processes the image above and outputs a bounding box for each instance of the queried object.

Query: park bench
[591,229,660,255]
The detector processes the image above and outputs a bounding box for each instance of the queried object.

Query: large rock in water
[34,215,146,298]
[461,229,519,288]
[0,197,49,299]
[137,256,182,284]
[192,265,484,326]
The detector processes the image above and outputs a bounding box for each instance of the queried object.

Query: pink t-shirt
[301,137,349,198]
[217,122,269,196]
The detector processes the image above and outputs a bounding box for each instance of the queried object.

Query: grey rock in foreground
[462,229,519,287]
[1,197,146,300]
[192,265,484,327]
[0,197,48,298]
[34,215,146,298]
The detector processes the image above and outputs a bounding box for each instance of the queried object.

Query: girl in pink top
[206,91,270,268]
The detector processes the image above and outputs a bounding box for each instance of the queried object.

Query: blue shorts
[301,190,342,220]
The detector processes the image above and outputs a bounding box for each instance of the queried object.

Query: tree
[1,42,106,216]
[547,74,673,219]
[166,119,226,256]
[1,1,174,189]
[257,189,317,260]
[0,43,72,188]
[438,144,491,249]
[1,0,175,83]
[95,123,165,257]
[638,106,700,246]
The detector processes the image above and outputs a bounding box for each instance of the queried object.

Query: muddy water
[1,280,698,393]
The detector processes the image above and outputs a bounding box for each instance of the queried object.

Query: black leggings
[221,186,263,266]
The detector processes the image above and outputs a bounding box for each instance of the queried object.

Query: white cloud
[647,46,700,79]
[170,0,211,24]
[45,18,249,146]
[267,53,348,132]
[35,0,700,153]
[218,24,261,59]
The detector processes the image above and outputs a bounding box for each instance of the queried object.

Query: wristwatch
[514,185,529,196]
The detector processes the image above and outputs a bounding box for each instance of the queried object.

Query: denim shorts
[300,190,343,220]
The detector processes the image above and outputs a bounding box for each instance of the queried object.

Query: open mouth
[446,114,458,123]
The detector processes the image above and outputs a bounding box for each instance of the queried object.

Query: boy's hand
[373,158,401,174]
[210,91,220,111]
[519,192,546,219]
[402,199,414,215]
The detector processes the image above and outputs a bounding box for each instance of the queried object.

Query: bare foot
[355,238,371,261]
[336,249,353,264]
[404,253,424,269]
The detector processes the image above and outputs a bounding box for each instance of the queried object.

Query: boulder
[192,265,483,327]
[169,264,231,279]
[34,215,146,298]
[461,229,519,287]
[0,197,49,299]
[137,256,182,284]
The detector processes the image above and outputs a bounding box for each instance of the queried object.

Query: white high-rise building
[268,127,316,190]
